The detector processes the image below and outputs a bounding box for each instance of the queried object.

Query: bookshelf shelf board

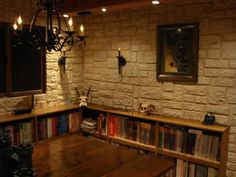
[33,104,80,116]
[157,149,220,169]
[0,112,35,123]
[108,136,156,152]
[94,133,107,140]
[87,103,227,133]
[0,104,80,124]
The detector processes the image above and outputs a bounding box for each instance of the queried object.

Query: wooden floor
[33,134,174,177]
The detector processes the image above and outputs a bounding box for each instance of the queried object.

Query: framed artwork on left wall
[156,23,199,82]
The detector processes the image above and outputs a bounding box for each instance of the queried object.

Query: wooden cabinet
[82,103,229,177]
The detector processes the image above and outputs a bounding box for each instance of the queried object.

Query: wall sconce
[116,48,126,74]
[58,52,67,73]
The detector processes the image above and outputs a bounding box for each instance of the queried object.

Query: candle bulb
[118,48,121,57]
[80,24,85,36]
[68,17,73,31]
[13,23,18,30]
[17,15,23,30]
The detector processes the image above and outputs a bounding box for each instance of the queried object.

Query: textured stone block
[222,41,236,58]
[208,87,226,105]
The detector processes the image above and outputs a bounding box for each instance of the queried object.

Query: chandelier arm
[38,0,46,9]
[47,4,53,31]
[62,15,69,32]
[30,8,43,32]
[55,9,62,32]
[56,34,74,52]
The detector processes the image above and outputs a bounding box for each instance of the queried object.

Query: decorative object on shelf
[13,0,87,52]
[116,48,126,74]
[75,87,91,107]
[13,95,35,115]
[203,112,215,125]
[138,103,155,115]
[157,23,199,82]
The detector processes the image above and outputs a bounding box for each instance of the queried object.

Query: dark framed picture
[157,23,199,82]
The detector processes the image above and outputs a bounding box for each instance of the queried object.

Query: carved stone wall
[79,0,236,176]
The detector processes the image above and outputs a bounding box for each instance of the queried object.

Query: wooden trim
[219,127,230,177]
[108,136,156,153]
[0,104,80,124]
[87,103,228,133]
[157,149,220,169]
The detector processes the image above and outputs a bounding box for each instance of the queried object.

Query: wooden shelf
[84,103,229,177]
[33,104,80,116]
[86,103,227,133]
[157,149,220,169]
[108,136,156,153]
[0,112,35,123]
[0,104,80,124]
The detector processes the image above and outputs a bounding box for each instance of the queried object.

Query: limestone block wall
[80,0,236,175]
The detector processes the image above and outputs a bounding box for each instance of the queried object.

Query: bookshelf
[82,103,229,177]
[0,104,80,144]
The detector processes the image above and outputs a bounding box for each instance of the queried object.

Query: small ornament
[138,103,155,115]
[203,112,215,125]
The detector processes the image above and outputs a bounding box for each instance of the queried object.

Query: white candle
[68,17,73,31]
[17,15,23,30]
[80,24,85,36]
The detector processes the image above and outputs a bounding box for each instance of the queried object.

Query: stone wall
[80,0,236,176]
[0,0,236,175]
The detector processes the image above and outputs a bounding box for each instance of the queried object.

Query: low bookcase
[0,104,80,144]
[82,103,229,177]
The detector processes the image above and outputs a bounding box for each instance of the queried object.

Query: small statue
[203,112,215,125]
[75,87,91,107]
[138,103,155,115]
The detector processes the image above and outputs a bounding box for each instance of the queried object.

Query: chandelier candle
[80,25,85,36]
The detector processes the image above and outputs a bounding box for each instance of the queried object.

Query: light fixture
[13,0,87,52]
[101,7,107,12]
[152,0,160,5]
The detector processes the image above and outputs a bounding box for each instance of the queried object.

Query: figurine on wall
[138,103,155,115]
[75,87,91,107]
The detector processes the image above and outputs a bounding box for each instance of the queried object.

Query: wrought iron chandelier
[13,0,86,52]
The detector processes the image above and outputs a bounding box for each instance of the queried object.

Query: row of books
[0,121,33,145]
[159,124,220,160]
[37,112,80,140]
[163,159,218,177]
[96,113,155,146]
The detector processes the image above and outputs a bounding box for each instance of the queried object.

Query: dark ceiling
[61,0,155,14]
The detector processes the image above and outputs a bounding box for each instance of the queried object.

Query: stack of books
[81,118,97,134]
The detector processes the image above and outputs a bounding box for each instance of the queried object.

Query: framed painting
[157,23,199,82]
